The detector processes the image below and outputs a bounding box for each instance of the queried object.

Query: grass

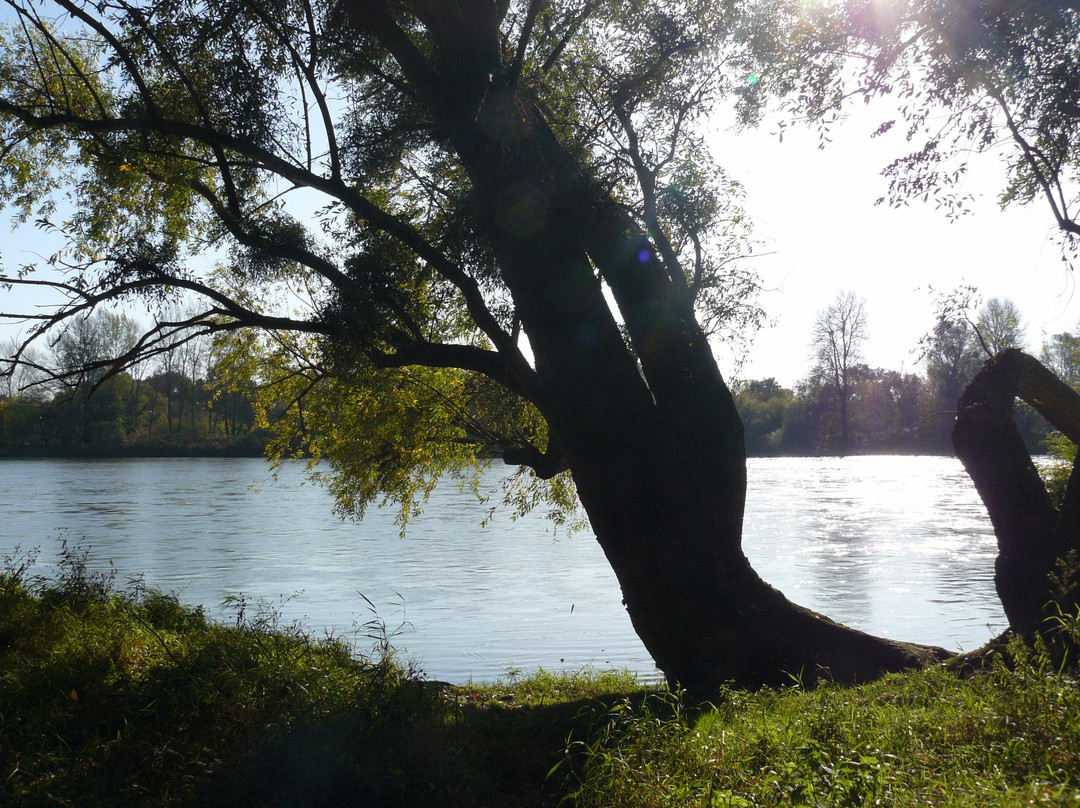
[3,542,1080,807]
[561,645,1080,807]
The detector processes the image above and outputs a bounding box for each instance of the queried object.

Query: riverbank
[0,441,955,460]
[0,435,269,458]
[2,549,1078,807]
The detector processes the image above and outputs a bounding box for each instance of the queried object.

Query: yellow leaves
[69,688,78,701]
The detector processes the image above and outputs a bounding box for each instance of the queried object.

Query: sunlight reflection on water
[0,455,1006,681]
[743,456,1004,650]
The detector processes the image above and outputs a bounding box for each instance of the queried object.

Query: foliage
[6,547,1080,808]
[0,543,639,808]
[733,377,792,454]
[788,1,1080,256]
[0,309,262,453]
[211,326,585,529]
[0,0,775,526]
[563,635,1080,808]
[1036,318,1080,505]
[1039,432,1077,508]
[0,0,1076,690]
[1043,331,1080,390]
[2,286,1062,463]
[976,297,1026,356]
[739,287,1049,457]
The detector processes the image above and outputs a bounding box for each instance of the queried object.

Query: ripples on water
[0,456,1006,682]
[743,456,1005,651]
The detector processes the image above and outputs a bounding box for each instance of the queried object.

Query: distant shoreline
[0,445,956,461]
[0,443,266,459]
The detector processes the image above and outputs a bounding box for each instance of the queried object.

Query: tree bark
[340,1,951,695]
[402,15,943,694]
[572,434,950,693]
[954,349,1080,634]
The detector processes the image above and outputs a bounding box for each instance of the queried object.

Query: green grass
[3,543,1080,807]
[0,542,637,807]
[558,614,1080,808]
[561,654,1080,807]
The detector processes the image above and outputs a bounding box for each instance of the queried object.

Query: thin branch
[50,0,156,116]
[0,100,524,364]
[0,273,336,343]
[611,102,688,296]
[242,0,343,182]
[373,341,539,404]
[186,176,353,292]
[990,88,1080,236]
[509,0,546,85]
[539,0,600,74]
[340,0,439,106]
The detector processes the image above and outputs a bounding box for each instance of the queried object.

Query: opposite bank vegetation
[2,544,1080,808]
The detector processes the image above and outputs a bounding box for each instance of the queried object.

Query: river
[0,455,1006,682]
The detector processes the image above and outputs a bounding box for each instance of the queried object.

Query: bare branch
[508,0,546,85]
[373,341,540,405]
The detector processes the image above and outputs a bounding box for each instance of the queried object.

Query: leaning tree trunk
[356,2,949,694]
[954,349,1080,635]
[457,133,944,692]
[569,424,951,693]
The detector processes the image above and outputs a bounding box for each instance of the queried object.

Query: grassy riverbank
[2,546,1079,807]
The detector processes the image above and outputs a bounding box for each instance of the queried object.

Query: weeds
[5,543,1080,808]
[562,630,1080,808]
[0,542,633,807]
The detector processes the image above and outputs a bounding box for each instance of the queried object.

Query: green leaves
[211,325,563,528]
[0,0,782,524]
[791,1,1080,247]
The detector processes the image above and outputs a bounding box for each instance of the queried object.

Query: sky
[1,86,1077,390]
[706,103,1078,388]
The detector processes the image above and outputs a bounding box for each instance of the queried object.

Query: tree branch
[989,88,1079,236]
[501,441,566,479]
[373,341,540,404]
[337,0,439,106]
[954,348,1080,633]
[0,100,532,385]
[508,0,546,85]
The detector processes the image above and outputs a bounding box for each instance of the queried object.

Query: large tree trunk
[438,53,943,695]
[954,349,1080,634]
[571,432,949,692]
[355,1,949,694]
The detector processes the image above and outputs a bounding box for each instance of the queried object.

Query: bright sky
[2,86,1077,391]
[708,103,1078,389]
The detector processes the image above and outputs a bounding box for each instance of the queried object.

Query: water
[0,455,1006,682]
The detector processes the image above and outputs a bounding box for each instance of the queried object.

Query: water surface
[0,455,1006,681]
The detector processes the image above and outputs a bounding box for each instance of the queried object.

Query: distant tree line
[3,292,1075,460]
[0,310,266,455]
[735,291,1071,457]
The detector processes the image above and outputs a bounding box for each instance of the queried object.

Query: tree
[1041,329,1080,391]
[786,1,1080,250]
[0,0,1044,693]
[850,368,926,450]
[0,336,46,446]
[975,297,1025,356]
[954,349,1080,633]
[825,1,1080,637]
[810,291,868,454]
[50,310,140,443]
[733,377,793,455]
[916,287,986,451]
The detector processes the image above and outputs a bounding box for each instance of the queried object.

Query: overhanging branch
[372,341,540,405]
